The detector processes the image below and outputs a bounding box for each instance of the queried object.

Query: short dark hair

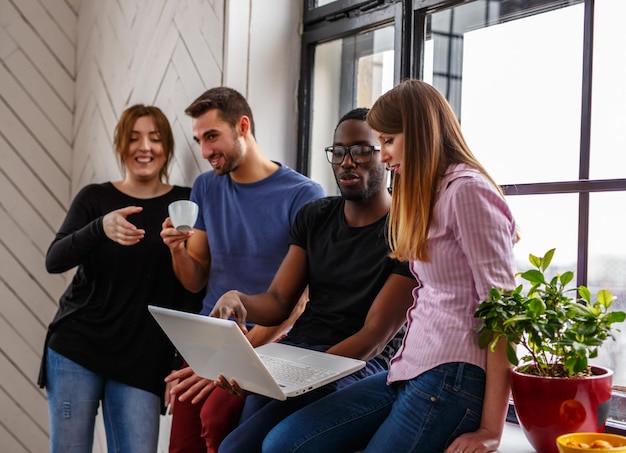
[185,87,256,137]
[335,107,370,132]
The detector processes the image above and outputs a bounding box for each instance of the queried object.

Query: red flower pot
[510,365,613,453]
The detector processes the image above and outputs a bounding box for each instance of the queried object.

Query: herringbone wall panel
[2,0,303,449]
[74,0,220,192]
[1,0,224,450]
[1,0,79,451]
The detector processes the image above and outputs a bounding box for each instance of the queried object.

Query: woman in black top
[39,105,199,453]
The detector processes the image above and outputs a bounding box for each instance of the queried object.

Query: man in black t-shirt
[209,108,417,453]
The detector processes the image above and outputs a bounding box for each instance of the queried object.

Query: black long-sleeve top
[38,182,202,397]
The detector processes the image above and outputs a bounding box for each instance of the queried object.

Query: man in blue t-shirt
[160,87,324,452]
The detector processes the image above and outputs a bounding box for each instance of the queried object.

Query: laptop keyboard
[259,355,336,386]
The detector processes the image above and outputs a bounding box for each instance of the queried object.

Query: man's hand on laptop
[165,366,217,404]
[215,374,248,397]
[210,290,249,334]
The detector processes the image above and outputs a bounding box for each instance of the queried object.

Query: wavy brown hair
[367,79,504,262]
[114,104,174,183]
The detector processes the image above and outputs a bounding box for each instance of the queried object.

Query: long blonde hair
[367,79,504,262]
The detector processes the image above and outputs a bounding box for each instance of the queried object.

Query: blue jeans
[263,362,486,453]
[46,348,160,453]
[218,348,387,453]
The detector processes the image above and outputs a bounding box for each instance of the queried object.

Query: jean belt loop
[454,362,465,387]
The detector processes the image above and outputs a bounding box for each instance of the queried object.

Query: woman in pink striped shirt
[262,79,518,453]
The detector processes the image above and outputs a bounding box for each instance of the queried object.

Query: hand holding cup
[168,200,199,233]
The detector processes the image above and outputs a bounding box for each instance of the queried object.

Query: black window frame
[299,0,626,433]
[297,0,405,175]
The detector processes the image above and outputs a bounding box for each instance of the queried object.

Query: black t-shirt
[284,197,414,366]
[41,183,203,396]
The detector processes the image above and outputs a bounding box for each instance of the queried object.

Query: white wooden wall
[1,0,78,450]
[0,0,303,451]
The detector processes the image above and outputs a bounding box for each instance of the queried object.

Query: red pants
[169,384,246,453]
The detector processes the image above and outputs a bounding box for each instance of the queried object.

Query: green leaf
[503,314,531,326]
[542,248,555,271]
[560,271,574,286]
[578,286,591,303]
[506,343,519,365]
[572,341,587,352]
[568,303,593,317]
[597,289,614,308]
[577,355,588,373]
[605,311,626,323]
[575,323,597,336]
[564,356,577,375]
[473,248,622,377]
[520,270,544,285]
[529,253,541,268]
[527,298,546,316]
[477,329,494,350]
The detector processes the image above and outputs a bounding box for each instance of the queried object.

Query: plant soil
[519,363,596,378]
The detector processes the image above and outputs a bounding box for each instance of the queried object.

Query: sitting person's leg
[168,365,206,453]
[365,363,485,452]
[200,387,247,453]
[219,388,332,453]
[264,363,487,453]
[219,360,387,453]
[169,395,205,453]
[262,372,394,453]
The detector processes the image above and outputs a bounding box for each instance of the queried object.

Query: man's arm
[167,284,309,404]
[325,273,415,361]
[244,287,309,347]
[161,217,210,293]
[210,245,308,329]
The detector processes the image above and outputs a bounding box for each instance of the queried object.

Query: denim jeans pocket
[396,363,485,451]
[446,406,482,446]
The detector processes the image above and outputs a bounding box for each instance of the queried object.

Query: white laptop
[148,305,366,401]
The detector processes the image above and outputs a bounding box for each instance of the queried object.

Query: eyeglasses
[324,145,380,165]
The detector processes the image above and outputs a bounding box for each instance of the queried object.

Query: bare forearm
[246,325,286,347]
[326,327,394,361]
[326,274,414,361]
[246,291,308,347]
[171,248,208,293]
[237,291,294,326]
[480,341,512,439]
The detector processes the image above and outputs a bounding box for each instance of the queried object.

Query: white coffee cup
[168,200,199,232]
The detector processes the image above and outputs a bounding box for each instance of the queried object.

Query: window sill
[498,423,535,452]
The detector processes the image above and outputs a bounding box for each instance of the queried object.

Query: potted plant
[475,248,626,453]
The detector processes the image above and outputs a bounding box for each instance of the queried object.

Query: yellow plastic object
[556,432,626,452]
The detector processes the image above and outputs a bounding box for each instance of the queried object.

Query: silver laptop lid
[148,305,366,400]
[148,305,286,400]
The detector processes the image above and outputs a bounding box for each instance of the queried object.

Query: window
[300,0,626,428]
[310,25,395,194]
[298,0,401,194]
[422,0,626,426]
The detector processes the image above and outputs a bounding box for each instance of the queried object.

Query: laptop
[148,305,366,401]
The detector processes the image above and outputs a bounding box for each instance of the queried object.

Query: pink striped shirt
[388,163,517,384]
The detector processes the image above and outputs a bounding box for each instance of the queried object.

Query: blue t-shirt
[191,163,325,315]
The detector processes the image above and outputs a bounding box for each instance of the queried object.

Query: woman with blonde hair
[262,80,518,453]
